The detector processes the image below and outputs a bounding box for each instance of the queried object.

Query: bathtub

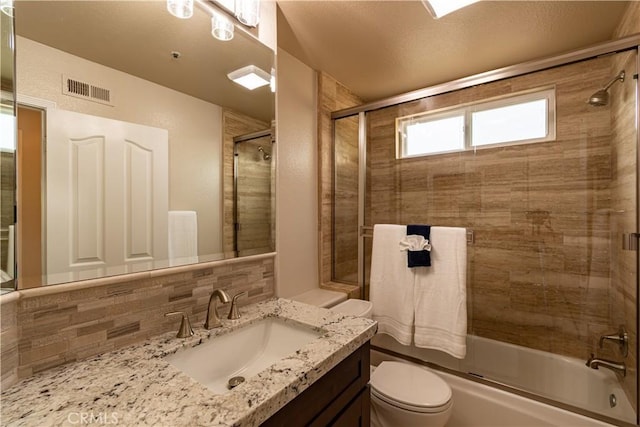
[371,334,636,426]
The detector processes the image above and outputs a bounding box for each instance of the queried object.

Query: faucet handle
[228,291,248,320]
[599,325,628,357]
[165,311,194,338]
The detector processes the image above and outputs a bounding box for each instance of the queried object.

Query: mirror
[11,1,275,288]
[1,5,16,293]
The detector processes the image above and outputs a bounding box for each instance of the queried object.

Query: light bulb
[167,0,193,19]
[211,13,234,41]
[234,0,259,27]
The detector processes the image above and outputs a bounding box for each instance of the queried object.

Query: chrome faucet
[586,353,626,377]
[205,289,230,329]
[599,325,629,357]
[228,291,248,320]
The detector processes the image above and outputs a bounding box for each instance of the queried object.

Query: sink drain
[228,376,245,390]
[610,393,617,408]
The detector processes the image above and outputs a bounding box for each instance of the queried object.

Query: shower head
[587,70,625,107]
[257,145,271,161]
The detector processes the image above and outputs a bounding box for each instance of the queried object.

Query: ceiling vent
[62,75,114,106]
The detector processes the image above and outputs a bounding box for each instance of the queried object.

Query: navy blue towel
[407,224,431,268]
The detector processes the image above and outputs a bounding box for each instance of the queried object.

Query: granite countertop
[1,298,377,426]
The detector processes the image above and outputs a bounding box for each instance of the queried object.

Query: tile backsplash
[1,254,275,390]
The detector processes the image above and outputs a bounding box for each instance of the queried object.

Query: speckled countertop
[1,298,377,426]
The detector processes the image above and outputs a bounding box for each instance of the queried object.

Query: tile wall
[317,72,362,296]
[222,109,270,258]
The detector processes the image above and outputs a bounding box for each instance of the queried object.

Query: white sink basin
[165,318,323,394]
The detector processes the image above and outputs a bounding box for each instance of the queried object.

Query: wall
[0,254,274,388]
[317,72,363,297]
[274,49,319,298]
[366,55,616,360]
[610,0,640,411]
[16,37,224,260]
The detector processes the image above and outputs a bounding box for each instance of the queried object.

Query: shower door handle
[622,233,639,251]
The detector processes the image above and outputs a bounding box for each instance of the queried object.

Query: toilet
[331,298,373,318]
[290,288,347,308]
[290,289,373,318]
[370,361,453,427]
[290,289,453,427]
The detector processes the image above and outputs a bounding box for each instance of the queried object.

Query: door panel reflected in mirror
[13,1,275,288]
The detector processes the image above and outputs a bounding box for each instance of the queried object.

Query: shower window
[396,87,555,158]
[470,88,555,147]
[398,112,465,158]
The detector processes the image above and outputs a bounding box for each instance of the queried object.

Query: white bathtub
[372,334,635,425]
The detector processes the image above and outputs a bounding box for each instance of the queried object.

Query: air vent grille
[62,75,114,106]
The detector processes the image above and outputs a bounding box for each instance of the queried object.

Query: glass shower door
[333,115,361,285]
[337,47,639,424]
[234,132,274,257]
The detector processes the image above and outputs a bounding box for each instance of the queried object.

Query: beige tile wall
[1,254,274,389]
[333,116,360,284]
[317,72,363,294]
[1,293,19,390]
[222,110,270,257]
[365,54,619,360]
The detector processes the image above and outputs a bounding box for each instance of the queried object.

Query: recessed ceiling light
[227,65,271,90]
[421,0,479,19]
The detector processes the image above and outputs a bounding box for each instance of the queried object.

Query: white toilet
[290,289,453,427]
[290,289,373,318]
[370,361,453,427]
[331,298,373,318]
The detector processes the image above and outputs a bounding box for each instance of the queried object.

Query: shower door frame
[330,35,640,426]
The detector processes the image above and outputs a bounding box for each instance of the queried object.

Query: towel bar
[359,225,474,244]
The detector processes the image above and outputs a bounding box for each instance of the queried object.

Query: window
[396,88,555,159]
[403,113,465,157]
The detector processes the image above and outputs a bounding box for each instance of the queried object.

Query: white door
[46,109,168,284]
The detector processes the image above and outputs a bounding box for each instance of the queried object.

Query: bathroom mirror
[10,1,275,288]
[0,6,16,293]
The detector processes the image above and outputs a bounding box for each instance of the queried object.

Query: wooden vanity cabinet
[262,341,371,427]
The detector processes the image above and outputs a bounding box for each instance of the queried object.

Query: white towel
[370,224,415,345]
[168,211,198,267]
[414,226,467,359]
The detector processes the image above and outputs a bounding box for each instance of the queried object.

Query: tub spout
[586,353,626,377]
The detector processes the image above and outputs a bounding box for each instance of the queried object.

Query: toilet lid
[370,361,452,412]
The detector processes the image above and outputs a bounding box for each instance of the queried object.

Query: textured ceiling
[277,0,631,102]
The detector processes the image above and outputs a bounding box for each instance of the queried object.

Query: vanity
[0,298,376,426]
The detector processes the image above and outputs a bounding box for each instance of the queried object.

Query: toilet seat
[370,361,452,414]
